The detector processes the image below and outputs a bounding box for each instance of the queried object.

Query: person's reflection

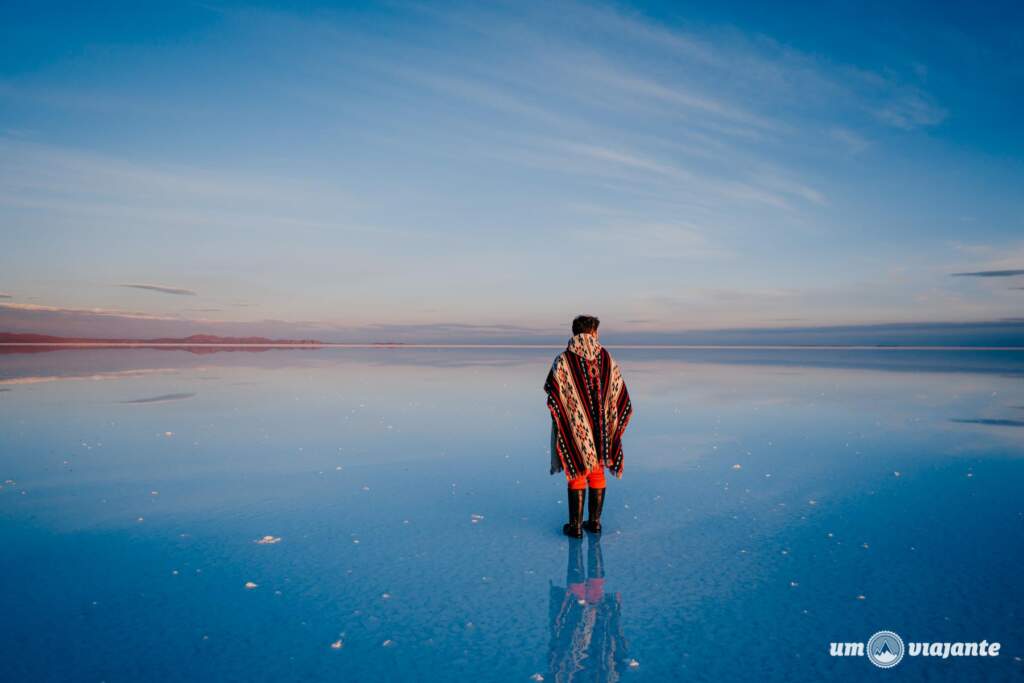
[548,535,631,682]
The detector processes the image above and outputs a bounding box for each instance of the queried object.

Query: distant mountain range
[0,333,324,345]
[2,319,1023,347]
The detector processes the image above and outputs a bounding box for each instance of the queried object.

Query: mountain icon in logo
[867,631,905,668]
[874,641,898,663]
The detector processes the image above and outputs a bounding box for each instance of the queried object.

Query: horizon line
[2,343,1023,351]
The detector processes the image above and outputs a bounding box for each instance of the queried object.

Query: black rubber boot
[563,487,584,538]
[582,487,605,534]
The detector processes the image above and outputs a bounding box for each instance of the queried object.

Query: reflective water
[1,347,1022,681]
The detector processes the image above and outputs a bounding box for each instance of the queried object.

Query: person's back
[544,315,633,537]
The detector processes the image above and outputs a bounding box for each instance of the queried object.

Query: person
[544,315,633,538]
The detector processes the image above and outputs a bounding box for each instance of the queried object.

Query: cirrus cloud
[950,269,1024,278]
[0,302,177,320]
[119,283,197,296]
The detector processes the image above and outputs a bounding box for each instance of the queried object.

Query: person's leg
[563,474,586,537]
[583,469,606,533]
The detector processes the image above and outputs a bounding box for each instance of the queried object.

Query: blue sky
[1,0,1022,342]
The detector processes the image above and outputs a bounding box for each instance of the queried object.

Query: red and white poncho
[545,333,633,479]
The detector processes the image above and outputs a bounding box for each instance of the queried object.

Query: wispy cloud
[0,79,159,115]
[565,58,779,133]
[542,1,947,132]
[570,220,727,260]
[830,127,870,154]
[119,392,196,405]
[951,418,1024,428]
[119,283,197,296]
[0,302,177,321]
[394,68,572,128]
[0,138,358,239]
[951,269,1024,278]
[869,85,947,130]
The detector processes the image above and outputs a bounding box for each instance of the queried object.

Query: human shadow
[547,535,631,682]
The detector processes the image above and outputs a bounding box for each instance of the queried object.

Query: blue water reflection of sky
[1,348,1022,681]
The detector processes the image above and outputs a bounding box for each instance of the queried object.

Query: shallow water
[1,347,1022,681]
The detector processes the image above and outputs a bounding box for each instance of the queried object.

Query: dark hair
[572,315,600,335]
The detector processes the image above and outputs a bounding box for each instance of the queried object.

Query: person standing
[545,315,633,537]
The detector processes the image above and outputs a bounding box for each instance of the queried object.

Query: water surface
[1,347,1022,681]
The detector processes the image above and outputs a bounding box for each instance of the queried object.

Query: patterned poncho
[545,333,633,479]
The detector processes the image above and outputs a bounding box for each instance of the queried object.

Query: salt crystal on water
[255,535,282,545]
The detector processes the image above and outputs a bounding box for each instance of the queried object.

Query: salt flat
[1,347,1021,681]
